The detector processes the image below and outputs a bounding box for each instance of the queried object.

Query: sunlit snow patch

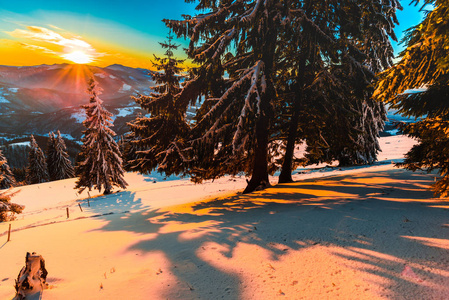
[94,73,106,78]
[119,83,132,93]
[71,110,86,123]
[9,141,31,148]
[0,95,10,103]
[115,107,136,118]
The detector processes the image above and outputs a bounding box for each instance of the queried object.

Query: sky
[0,1,426,69]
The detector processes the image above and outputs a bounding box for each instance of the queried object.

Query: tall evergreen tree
[127,32,189,175]
[47,131,75,181]
[165,0,286,193]
[0,149,16,189]
[375,0,449,196]
[277,0,400,182]
[26,135,49,184]
[75,78,127,194]
[160,0,399,191]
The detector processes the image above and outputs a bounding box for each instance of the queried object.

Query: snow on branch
[195,28,236,61]
[198,60,265,144]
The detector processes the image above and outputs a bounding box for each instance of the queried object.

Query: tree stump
[14,252,48,300]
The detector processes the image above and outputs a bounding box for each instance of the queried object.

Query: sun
[62,50,93,64]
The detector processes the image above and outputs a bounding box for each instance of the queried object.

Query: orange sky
[0,6,193,69]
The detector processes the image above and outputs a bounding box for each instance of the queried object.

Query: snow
[109,75,117,79]
[2,135,449,299]
[386,129,400,135]
[71,110,86,123]
[59,133,76,141]
[8,141,31,147]
[119,83,132,93]
[115,107,135,118]
[7,88,19,93]
[401,87,428,94]
[94,73,106,79]
[0,95,10,103]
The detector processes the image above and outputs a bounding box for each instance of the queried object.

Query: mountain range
[0,63,155,141]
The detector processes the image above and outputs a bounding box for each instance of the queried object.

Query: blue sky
[0,1,425,67]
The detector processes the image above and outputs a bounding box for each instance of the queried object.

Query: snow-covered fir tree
[166,0,286,193]
[276,0,400,182]
[26,135,49,184]
[0,149,16,189]
[47,131,74,181]
[127,32,190,175]
[161,0,399,191]
[75,78,127,194]
[0,189,23,221]
[375,0,449,196]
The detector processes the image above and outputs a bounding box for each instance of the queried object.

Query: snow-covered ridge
[94,73,106,78]
[115,107,138,118]
[119,83,132,93]
[0,95,10,103]
[71,109,86,124]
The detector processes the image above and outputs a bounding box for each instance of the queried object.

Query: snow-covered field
[1,135,449,299]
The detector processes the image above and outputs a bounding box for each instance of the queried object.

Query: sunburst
[62,50,93,64]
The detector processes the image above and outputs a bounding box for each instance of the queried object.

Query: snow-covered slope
[3,135,449,299]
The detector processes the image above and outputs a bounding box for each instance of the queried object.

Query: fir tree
[277,0,400,182]
[0,189,23,222]
[26,135,49,184]
[47,131,75,181]
[0,149,16,189]
[127,32,190,175]
[166,0,285,193]
[375,0,449,196]
[75,78,127,194]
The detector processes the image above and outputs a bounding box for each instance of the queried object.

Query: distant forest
[0,135,80,169]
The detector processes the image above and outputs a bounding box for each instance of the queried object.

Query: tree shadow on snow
[91,168,449,299]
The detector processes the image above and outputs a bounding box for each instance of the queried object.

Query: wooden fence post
[7,224,11,242]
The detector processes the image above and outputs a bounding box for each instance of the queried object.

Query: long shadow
[90,168,449,299]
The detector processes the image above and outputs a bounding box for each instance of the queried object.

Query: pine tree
[127,32,190,175]
[165,0,286,193]
[374,0,449,196]
[0,149,16,189]
[26,135,49,184]
[46,132,57,180]
[277,0,400,182]
[0,189,23,222]
[75,78,127,194]
[47,131,75,181]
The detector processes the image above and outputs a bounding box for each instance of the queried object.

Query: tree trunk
[243,16,277,194]
[278,53,308,184]
[243,109,270,194]
[278,91,302,183]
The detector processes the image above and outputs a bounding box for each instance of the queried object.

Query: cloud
[9,26,91,49]
[19,42,58,55]
[7,25,103,63]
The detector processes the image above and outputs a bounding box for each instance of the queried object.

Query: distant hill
[0,63,155,140]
